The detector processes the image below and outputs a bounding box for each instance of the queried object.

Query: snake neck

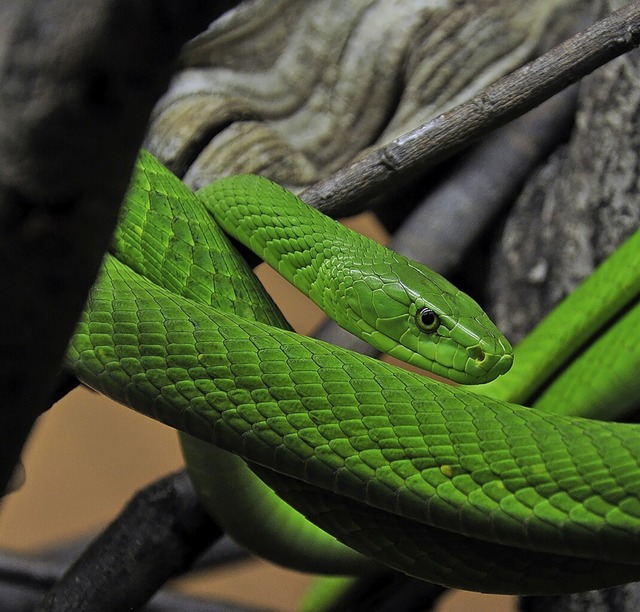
[283,226,369,305]
[199,172,359,303]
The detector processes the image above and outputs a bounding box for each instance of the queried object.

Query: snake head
[331,255,513,385]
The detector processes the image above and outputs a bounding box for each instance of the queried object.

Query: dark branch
[34,531,248,575]
[0,550,253,612]
[0,0,241,494]
[34,471,224,612]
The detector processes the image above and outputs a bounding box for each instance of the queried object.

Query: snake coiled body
[66,151,640,594]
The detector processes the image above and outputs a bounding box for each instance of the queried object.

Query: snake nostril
[467,346,486,362]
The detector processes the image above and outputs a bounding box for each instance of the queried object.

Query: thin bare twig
[312,85,578,356]
[302,0,640,216]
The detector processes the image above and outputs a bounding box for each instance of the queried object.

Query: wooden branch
[302,0,640,216]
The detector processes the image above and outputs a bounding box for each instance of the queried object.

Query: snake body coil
[66,151,640,594]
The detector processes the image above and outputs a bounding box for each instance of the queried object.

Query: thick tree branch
[0,0,241,494]
[0,550,252,612]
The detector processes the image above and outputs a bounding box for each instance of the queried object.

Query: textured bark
[488,43,640,343]
[148,0,585,195]
[521,583,640,612]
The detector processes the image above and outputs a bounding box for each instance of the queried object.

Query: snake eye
[416,308,440,333]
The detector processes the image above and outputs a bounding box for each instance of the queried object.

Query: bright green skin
[532,303,640,420]
[66,151,640,595]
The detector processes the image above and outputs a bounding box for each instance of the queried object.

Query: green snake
[66,150,640,595]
